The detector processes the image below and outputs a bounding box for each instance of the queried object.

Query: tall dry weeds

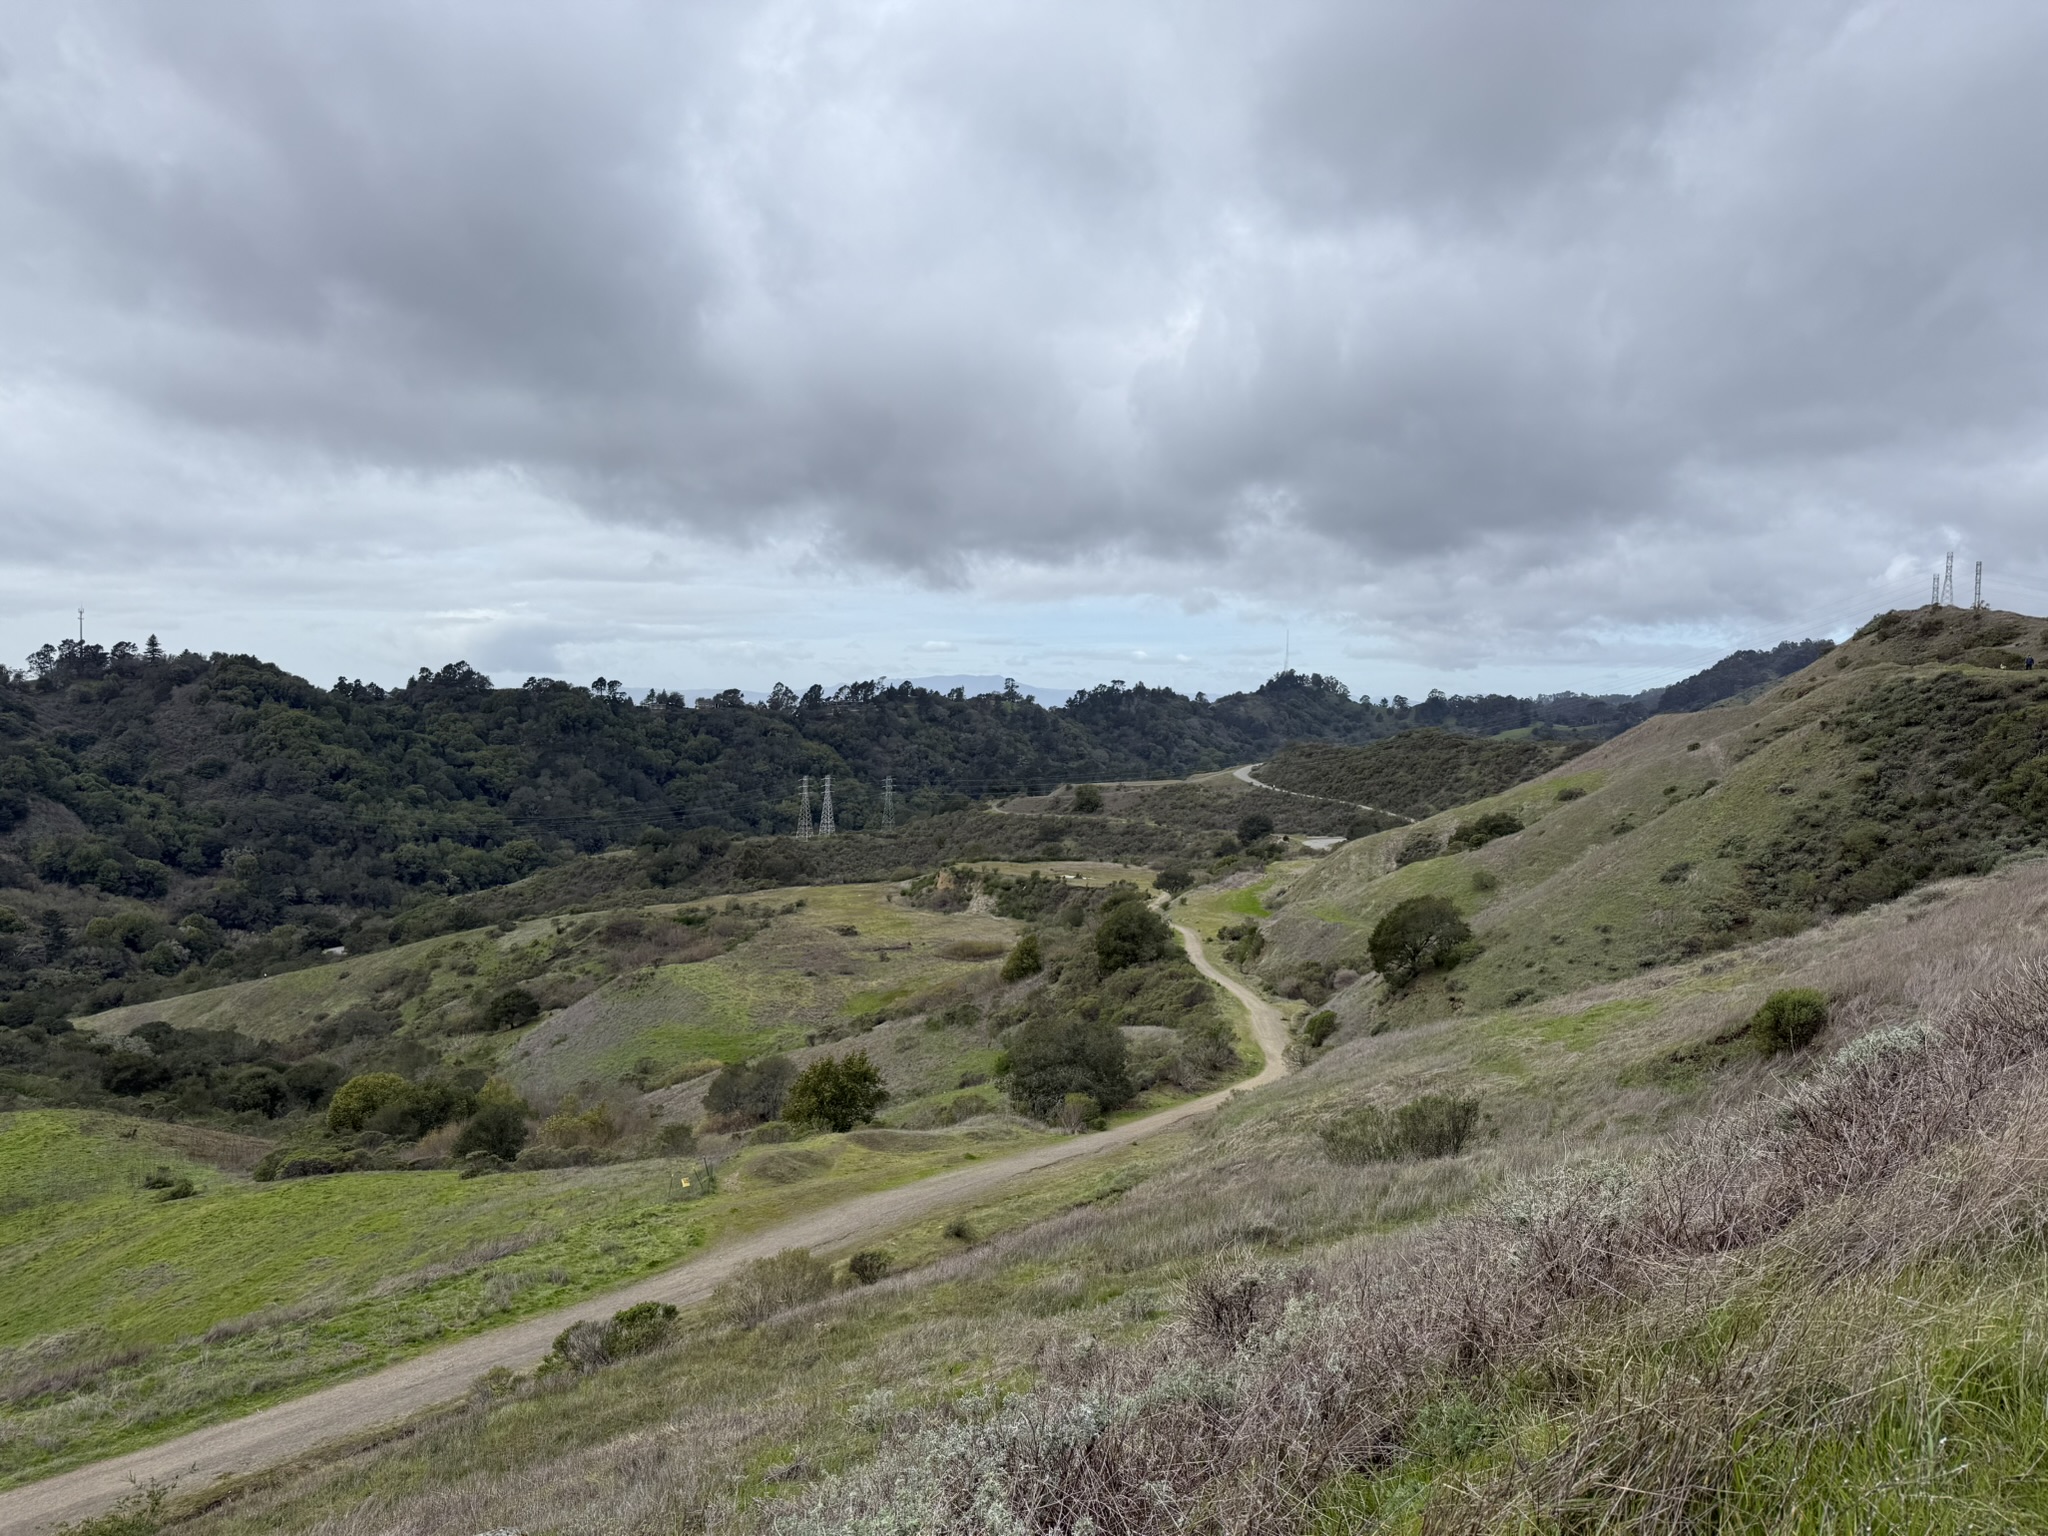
[776,956,2048,1535]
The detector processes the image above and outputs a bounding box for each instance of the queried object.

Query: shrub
[1394,1092,1482,1157]
[1751,988,1830,1053]
[1367,897,1473,988]
[1556,785,1587,801]
[327,1073,413,1135]
[220,1066,289,1117]
[1448,810,1523,850]
[1218,920,1265,966]
[1000,931,1043,981]
[656,1121,698,1156]
[1301,1010,1339,1049]
[1394,831,1441,866]
[1056,1092,1102,1132]
[1470,867,1500,893]
[545,1302,679,1372]
[783,1051,888,1132]
[704,1055,796,1126]
[1095,902,1172,972]
[1320,1093,1480,1164]
[1071,784,1103,813]
[478,986,542,1032]
[944,1217,975,1243]
[847,1250,890,1286]
[718,1248,834,1328]
[283,1058,346,1109]
[453,1097,529,1161]
[153,1176,197,1202]
[1001,1015,1132,1119]
[1236,811,1275,846]
[1154,866,1196,896]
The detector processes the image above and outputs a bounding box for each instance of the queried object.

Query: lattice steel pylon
[819,776,836,836]
[1932,573,1941,606]
[881,775,895,831]
[1942,551,1955,607]
[796,775,813,839]
[1975,560,1985,609]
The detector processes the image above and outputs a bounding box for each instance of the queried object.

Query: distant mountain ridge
[1656,638,1835,713]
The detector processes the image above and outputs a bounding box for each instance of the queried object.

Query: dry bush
[717,1249,835,1329]
[775,955,2048,1535]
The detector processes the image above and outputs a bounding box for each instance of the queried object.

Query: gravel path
[0,928,1288,1536]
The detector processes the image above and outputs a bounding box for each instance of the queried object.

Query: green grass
[0,1107,1048,1487]
[503,882,1022,1098]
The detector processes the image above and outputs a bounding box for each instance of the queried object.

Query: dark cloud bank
[5,0,2048,672]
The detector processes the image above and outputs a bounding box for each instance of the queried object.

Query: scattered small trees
[1367,897,1472,988]
[1001,931,1043,981]
[782,1051,888,1132]
[1751,988,1829,1053]
[1095,901,1173,972]
[326,1073,470,1139]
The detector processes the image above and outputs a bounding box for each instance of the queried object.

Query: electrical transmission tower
[1932,573,1940,606]
[881,775,895,831]
[818,775,835,836]
[796,776,813,839]
[1942,551,1955,607]
[1975,560,1985,609]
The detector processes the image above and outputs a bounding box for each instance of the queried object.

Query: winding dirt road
[1232,761,1416,825]
[0,927,1288,1536]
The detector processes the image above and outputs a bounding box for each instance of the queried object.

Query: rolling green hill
[1249,605,2048,1026]
[124,785,2048,1536]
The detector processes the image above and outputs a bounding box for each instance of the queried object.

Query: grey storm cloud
[6,0,2048,633]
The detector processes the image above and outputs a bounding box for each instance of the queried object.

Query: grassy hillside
[0,1106,1048,1487]
[1249,605,2048,1025]
[6,858,1262,1487]
[138,831,2048,1536]
[1255,730,1593,818]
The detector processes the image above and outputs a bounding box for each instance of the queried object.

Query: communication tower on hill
[1942,551,1955,607]
[1975,560,1985,609]
[796,775,813,839]
[881,775,895,831]
[819,776,836,836]
[1932,573,1940,605]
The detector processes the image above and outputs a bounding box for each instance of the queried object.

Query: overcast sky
[5,0,2047,701]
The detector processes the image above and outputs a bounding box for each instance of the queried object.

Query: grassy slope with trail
[0,1107,1049,1489]
[1253,730,1592,820]
[1255,605,2048,1027]
[123,824,2048,1536]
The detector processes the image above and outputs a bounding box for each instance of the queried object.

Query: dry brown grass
[773,947,2048,1534]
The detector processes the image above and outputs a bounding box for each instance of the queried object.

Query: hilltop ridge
[1252,604,2048,1028]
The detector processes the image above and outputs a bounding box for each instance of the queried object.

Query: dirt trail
[0,929,1288,1536]
[1232,761,1416,825]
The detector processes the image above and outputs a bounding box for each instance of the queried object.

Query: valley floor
[0,926,1288,1536]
